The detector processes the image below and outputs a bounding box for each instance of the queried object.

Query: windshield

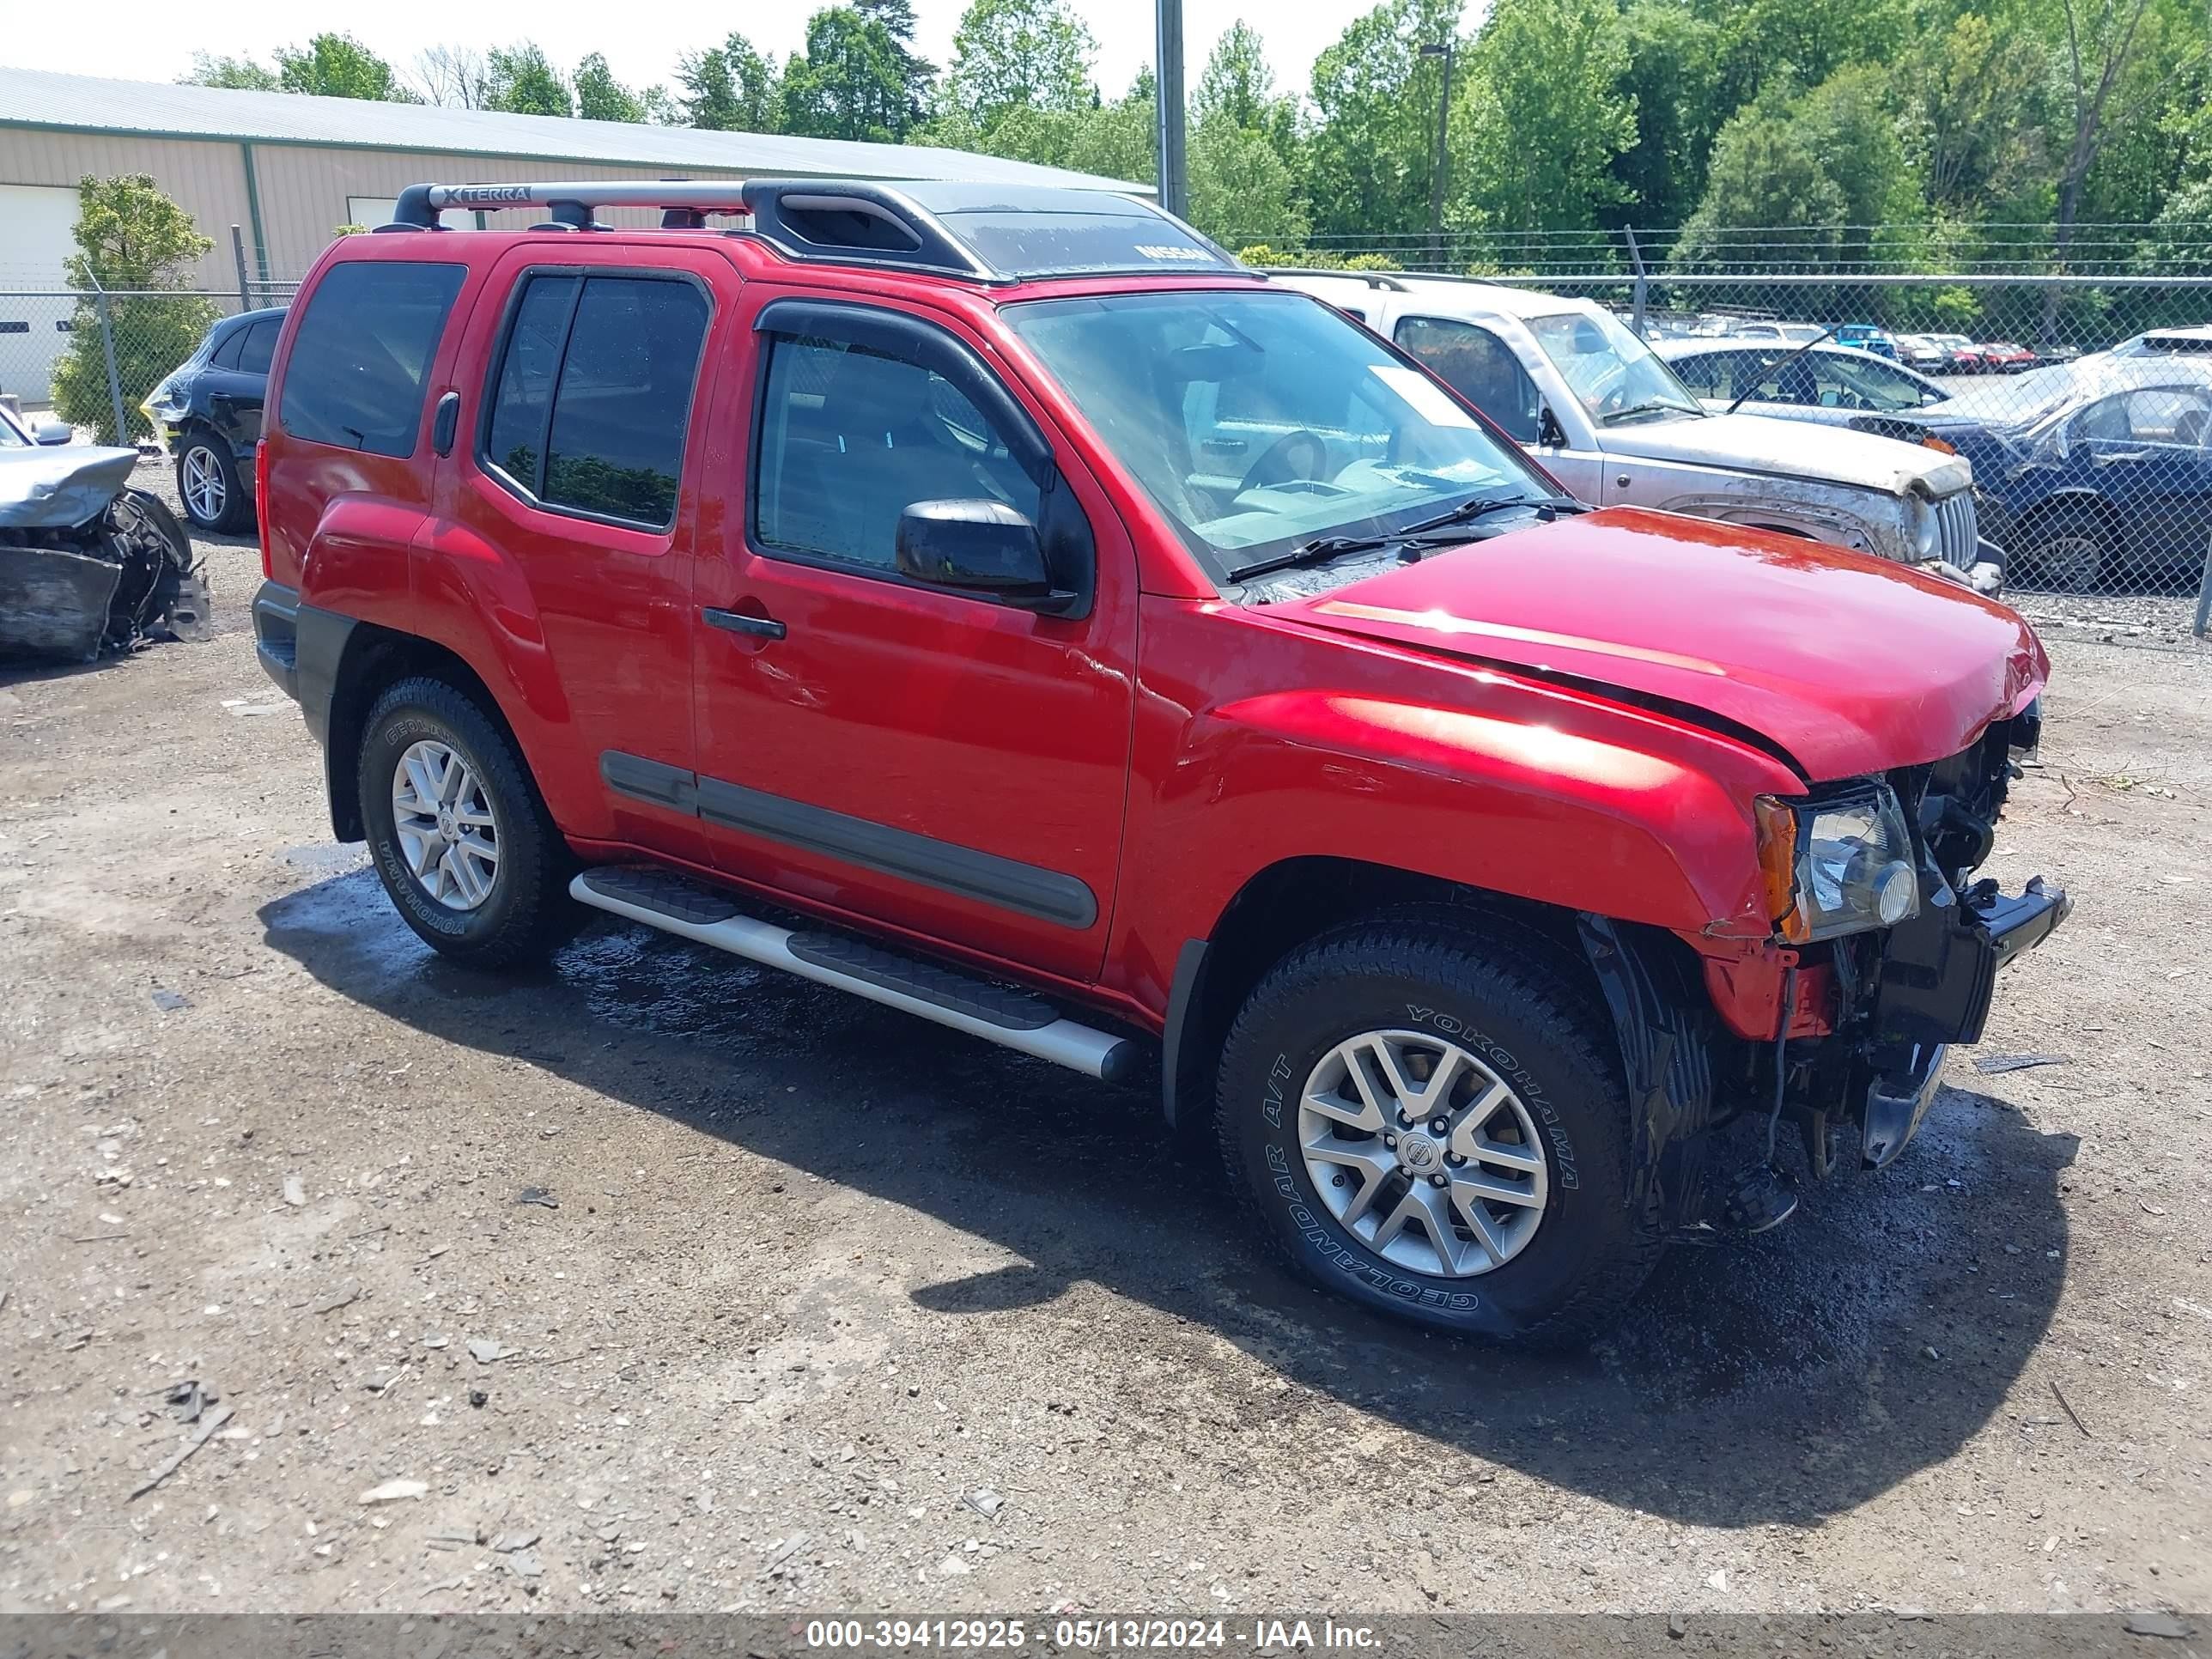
[1001,289,1555,583]
[1524,308,1704,425]
[0,410,27,449]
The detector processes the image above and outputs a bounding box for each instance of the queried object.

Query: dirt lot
[3,464,2209,1618]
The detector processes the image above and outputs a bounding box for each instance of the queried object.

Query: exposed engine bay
[0,447,211,662]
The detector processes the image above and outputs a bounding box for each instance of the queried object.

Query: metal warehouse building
[0,64,1142,399]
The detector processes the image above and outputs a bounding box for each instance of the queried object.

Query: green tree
[1609,2,1729,228]
[1305,0,1465,240]
[574,53,654,123]
[182,53,280,90]
[782,7,913,140]
[1456,0,1638,234]
[854,0,939,125]
[1903,11,2053,211]
[1184,24,1306,244]
[941,0,1097,125]
[1794,66,1917,231]
[485,42,574,117]
[1189,119,1309,246]
[51,175,219,444]
[2042,0,2206,257]
[937,70,1154,183]
[678,33,785,131]
[1196,21,1300,152]
[1671,93,1850,267]
[271,33,418,101]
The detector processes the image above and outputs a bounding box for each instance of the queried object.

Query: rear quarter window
[279,260,465,458]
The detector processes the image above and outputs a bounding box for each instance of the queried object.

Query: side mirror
[896,499,1073,613]
[33,419,73,446]
[1535,404,1568,449]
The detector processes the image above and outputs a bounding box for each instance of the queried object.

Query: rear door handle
[702,606,787,641]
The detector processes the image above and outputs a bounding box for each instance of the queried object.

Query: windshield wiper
[1599,398,1698,427]
[1227,494,1581,580]
[1723,324,1841,415]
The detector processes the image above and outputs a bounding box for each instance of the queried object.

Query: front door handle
[702,606,787,641]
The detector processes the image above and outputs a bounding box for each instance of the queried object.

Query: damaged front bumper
[1858,872,2069,1167]
[1583,868,2070,1237]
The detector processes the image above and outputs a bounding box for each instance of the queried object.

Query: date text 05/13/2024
[803,1619,1383,1650]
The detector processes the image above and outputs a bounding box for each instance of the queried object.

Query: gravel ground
[2,462,2208,1618]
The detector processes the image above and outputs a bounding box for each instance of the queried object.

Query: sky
[4,0,1372,109]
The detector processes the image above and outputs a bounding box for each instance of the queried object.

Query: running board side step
[569,866,1144,1085]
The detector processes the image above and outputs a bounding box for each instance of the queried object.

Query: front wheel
[2019,504,2109,594]
[359,677,574,969]
[1215,916,1662,1346]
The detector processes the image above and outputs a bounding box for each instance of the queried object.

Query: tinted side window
[210,327,246,370]
[1395,317,1540,441]
[237,319,281,376]
[481,272,709,529]
[755,334,1041,574]
[485,275,580,495]
[1668,352,1727,397]
[280,260,465,457]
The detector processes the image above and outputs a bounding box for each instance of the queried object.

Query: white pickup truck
[1269,270,2002,591]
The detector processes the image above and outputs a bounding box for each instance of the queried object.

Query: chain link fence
[0,282,297,447]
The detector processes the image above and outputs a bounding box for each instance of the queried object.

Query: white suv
[1270,270,1999,589]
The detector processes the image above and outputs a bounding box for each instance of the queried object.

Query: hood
[1601,410,1972,497]
[0,445,138,530]
[1276,507,2045,782]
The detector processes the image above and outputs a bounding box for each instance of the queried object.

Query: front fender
[1113,599,1804,1014]
[1191,685,1788,931]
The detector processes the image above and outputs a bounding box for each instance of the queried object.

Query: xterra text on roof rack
[252,178,2067,1344]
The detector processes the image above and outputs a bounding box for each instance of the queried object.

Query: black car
[144,307,284,533]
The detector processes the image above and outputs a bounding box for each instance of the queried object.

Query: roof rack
[381,178,1254,286]
[1257,266,1410,291]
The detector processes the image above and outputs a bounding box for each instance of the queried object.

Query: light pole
[1420,40,1454,269]
[1156,0,1188,219]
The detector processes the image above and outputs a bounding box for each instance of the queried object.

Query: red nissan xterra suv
[252,178,2068,1344]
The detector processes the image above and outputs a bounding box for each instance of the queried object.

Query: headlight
[1908,495,1939,558]
[1754,787,1920,941]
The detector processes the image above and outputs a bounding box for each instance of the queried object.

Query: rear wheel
[1216,915,1662,1346]
[359,677,574,969]
[175,435,247,534]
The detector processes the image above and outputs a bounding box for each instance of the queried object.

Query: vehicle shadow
[258,870,2077,1529]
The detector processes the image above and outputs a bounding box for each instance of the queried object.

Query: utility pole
[1420,40,1455,269]
[1155,0,1188,218]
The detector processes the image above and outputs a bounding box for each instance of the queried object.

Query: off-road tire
[1216,913,1662,1346]
[359,677,574,969]
[175,434,249,535]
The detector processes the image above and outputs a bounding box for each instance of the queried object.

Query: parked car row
[1655,336,2212,592]
[1269,270,2001,590]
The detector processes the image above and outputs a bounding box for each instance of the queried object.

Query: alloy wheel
[391,739,501,910]
[1297,1028,1550,1278]
[2033,534,2105,594]
[180,446,226,524]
